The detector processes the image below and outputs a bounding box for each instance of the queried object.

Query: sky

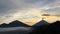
[0,0,60,25]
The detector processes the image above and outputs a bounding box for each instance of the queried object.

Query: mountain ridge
[32,20,49,27]
[0,20,60,27]
[0,20,30,27]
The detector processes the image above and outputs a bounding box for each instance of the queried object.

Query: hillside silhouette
[0,20,30,27]
[0,23,8,27]
[29,21,60,34]
[0,20,49,27]
[32,20,49,27]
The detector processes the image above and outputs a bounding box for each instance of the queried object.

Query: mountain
[49,21,60,29]
[29,21,60,34]
[8,20,30,27]
[50,21,60,25]
[0,20,30,27]
[29,20,50,34]
[32,20,49,27]
[0,23,8,27]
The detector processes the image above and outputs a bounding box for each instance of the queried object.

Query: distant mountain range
[0,20,30,27]
[0,20,60,27]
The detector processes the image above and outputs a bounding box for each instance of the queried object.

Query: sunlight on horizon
[0,8,60,26]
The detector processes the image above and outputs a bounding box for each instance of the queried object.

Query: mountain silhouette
[29,21,60,34]
[0,23,8,27]
[49,21,60,32]
[50,21,60,26]
[32,20,49,27]
[0,20,30,27]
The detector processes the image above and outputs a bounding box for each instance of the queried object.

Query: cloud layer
[0,0,60,25]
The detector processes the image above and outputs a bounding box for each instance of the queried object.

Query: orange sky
[0,8,60,26]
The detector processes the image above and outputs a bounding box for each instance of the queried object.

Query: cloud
[0,0,60,25]
[0,0,57,15]
[0,0,32,15]
[0,8,42,24]
[43,7,60,15]
[41,0,60,15]
[42,14,50,16]
[42,14,60,17]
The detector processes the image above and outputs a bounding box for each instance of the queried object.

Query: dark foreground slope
[29,21,60,34]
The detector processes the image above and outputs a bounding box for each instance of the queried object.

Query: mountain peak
[9,20,21,23]
[32,20,49,27]
[40,20,48,23]
[0,20,30,27]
